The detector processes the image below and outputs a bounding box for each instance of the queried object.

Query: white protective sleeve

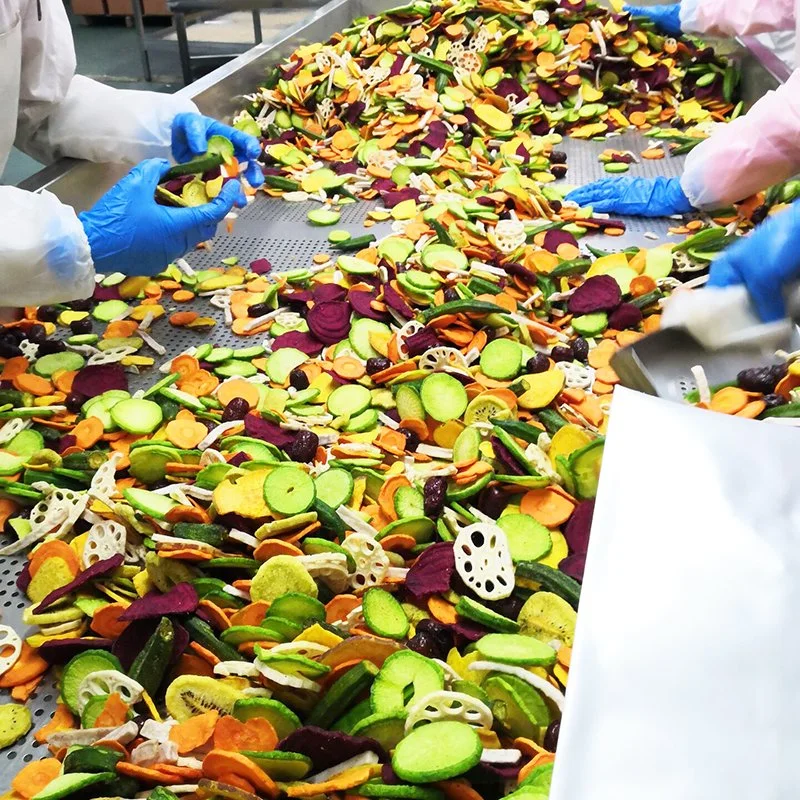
[679,69,800,209]
[16,0,198,165]
[0,188,95,306]
[679,0,796,37]
[3,0,198,307]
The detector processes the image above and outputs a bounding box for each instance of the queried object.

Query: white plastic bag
[550,387,800,800]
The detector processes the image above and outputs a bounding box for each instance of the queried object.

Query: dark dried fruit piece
[221,397,251,422]
[423,476,447,518]
[397,427,420,452]
[288,430,319,463]
[572,337,589,362]
[544,719,560,751]
[366,357,391,375]
[37,306,59,323]
[248,303,270,318]
[526,353,550,373]
[764,392,786,409]
[289,368,310,390]
[549,345,573,363]
[70,318,93,335]
[737,364,786,394]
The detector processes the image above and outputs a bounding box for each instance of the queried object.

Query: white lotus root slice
[77,670,144,712]
[0,626,22,677]
[454,522,515,600]
[405,690,494,733]
[30,487,86,538]
[342,532,390,590]
[454,50,484,73]
[419,347,471,373]
[83,520,127,568]
[555,360,595,390]
[0,418,31,447]
[90,451,123,500]
[493,220,527,254]
[87,347,136,365]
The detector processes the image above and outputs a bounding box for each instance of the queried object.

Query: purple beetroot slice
[15,562,31,593]
[490,437,527,476]
[381,187,421,208]
[567,275,622,315]
[271,331,324,356]
[307,301,352,345]
[36,554,124,612]
[249,258,272,274]
[277,726,387,772]
[314,284,347,303]
[559,551,586,582]
[405,541,455,598]
[39,637,114,664]
[608,302,643,331]
[119,582,199,621]
[383,282,414,320]
[348,290,389,322]
[563,499,594,554]
[72,364,129,399]
[542,229,579,254]
[404,328,440,357]
[243,414,296,450]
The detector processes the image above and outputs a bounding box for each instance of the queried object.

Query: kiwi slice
[164,675,245,721]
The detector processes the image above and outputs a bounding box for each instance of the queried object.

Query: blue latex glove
[708,202,800,322]
[171,112,264,188]
[566,176,695,217]
[623,3,682,36]
[79,158,241,277]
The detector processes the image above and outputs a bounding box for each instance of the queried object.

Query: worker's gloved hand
[79,158,241,277]
[566,176,695,217]
[708,202,800,322]
[171,112,264,188]
[623,3,682,36]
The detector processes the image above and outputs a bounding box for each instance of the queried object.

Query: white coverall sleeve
[679,0,796,37]
[679,69,800,209]
[15,0,198,166]
[0,188,95,306]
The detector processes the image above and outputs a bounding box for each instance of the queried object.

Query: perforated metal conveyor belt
[0,121,691,783]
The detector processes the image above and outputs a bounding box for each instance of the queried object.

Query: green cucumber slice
[337,255,380,275]
[420,243,468,272]
[572,312,608,337]
[474,633,556,667]
[371,650,443,714]
[263,467,316,515]
[61,650,122,714]
[455,596,520,633]
[350,712,408,751]
[92,300,130,322]
[498,514,552,562]
[215,361,258,378]
[31,773,115,800]
[256,651,331,680]
[313,468,354,507]
[392,721,482,783]
[480,339,522,380]
[420,373,468,422]
[233,345,266,359]
[266,592,326,625]
[345,408,379,432]
[239,750,312,781]
[207,134,235,164]
[308,208,342,226]
[266,348,308,384]
[205,347,234,364]
[452,426,481,465]
[306,660,379,728]
[395,385,425,420]
[62,745,123,774]
[327,384,371,417]
[220,626,275,646]
[109,398,163,434]
[483,674,550,737]
[393,485,424,519]
[328,229,352,244]
[123,487,179,520]
[233,698,301,738]
[349,318,391,360]
[33,351,85,378]
[363,588,409,640]
[361,780,444,800]
[377,516,436,543]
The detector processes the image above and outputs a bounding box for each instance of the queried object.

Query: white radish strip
[691,364,711,405]
[481,749,523,764]
[306,752,380,784]
[244,306,291,333]
[175,258,195,276]
[223,584,251,600]
[378,412,400,429]
[197,420,243,450]
[214,661,260,678]
[229,529,258,548]
[256,663,322,692]
[167,786,200,795]
[138,329,166,356]
[140,719,176,743]
[468,660,566,711]
[152,534,216,552]
[336,504,380,538]
[417,444,453,459]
